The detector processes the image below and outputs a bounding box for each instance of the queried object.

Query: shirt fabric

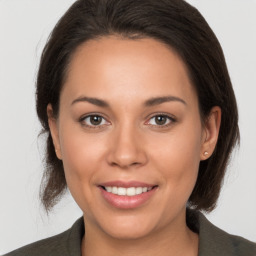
[4,210,256,256]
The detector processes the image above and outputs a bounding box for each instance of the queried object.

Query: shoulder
[190,210,256,256]
[3,217,84,256]
[4,230,70,256]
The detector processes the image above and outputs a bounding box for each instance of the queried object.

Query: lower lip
[99,187,157,209]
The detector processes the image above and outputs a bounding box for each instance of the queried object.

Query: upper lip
[99,180,157,188]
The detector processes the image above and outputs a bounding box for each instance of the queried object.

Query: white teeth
[106,186,112,192]
[135,187,142,195]
[104,186,153,196]
[112,186,118,194]
[117,187,126,195]
[127,187,136,196]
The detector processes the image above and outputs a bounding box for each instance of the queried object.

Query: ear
[47,104,62,160]
[200,106,221,160]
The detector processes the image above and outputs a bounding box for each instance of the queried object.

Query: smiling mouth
[99,185,158,196]
[98,182,158,209]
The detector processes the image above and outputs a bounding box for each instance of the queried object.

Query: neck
[81,211,198,256]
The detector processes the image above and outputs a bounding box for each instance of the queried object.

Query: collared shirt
[4,210,256,256]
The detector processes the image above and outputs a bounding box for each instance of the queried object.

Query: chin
[96,214,158,240]
[105,225,153,240]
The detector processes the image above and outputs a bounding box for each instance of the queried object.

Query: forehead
[62,36,197,106]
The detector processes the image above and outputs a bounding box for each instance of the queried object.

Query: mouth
[99,185,157,196]
[98,181,158,209]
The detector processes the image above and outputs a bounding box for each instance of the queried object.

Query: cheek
[58,123,107,204]
[59,119,105,170]
[149,121,202,198]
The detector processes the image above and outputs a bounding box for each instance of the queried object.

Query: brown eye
[80,115,109,128]
[155,116,168,125]
[147,114,176,128]
[90,115,102,125]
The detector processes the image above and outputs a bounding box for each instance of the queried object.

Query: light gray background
[0,0,255,254]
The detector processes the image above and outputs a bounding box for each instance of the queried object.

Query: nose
[106,124,148,169]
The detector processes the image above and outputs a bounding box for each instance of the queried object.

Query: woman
[4,0,256,255]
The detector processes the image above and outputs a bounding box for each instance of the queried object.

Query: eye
[147,114,176,128]
[80,114,109,129]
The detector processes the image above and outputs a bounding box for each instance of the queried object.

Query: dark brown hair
[36,0,239,212]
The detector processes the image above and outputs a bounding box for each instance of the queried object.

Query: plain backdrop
[0,0,256,254]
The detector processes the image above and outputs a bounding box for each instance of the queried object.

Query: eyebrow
[144,96,187,107]
[72,96,109,107]
[71,95,187,107]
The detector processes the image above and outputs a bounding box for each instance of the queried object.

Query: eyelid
[79,112,177,129]
[79,113,111,129]
[145,112,177,128]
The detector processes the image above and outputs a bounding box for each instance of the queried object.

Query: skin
[48,36,221,256]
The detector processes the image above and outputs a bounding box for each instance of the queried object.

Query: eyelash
[147,114,177,128]
[79,114,109,130]
[79,113,177,130]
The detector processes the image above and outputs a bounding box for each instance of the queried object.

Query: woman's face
[48,36,219,239]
